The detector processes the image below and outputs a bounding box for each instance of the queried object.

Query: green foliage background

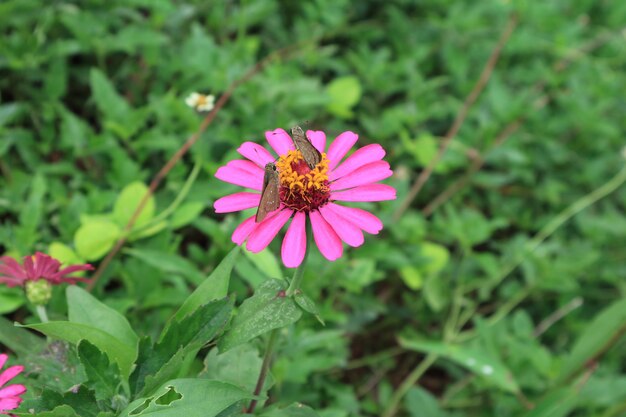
[1,0,626,416]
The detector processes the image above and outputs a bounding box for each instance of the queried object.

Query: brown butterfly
[255,162,280,223]
[291,125,321,169]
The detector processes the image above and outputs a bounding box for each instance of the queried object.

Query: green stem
[36,305,49,323]
[246,328,279,413]
[381,354,438,417]
[247,227,311,412]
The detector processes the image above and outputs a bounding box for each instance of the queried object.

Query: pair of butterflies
[255,126,321,222]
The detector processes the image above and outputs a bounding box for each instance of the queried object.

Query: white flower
[185,92,215,112]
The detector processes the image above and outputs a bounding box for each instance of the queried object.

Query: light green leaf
[74,220,121,261]
[326,76,362,118]
[399,337,519,393]
[48,242,84,266]
[557,298,626,383]
[119,379,254,417]
[400,266,423,290]
[113,182,155,229]
[218,279,302,353]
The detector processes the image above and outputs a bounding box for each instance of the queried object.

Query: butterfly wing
[255,163,280,223]
[291,126,321,169]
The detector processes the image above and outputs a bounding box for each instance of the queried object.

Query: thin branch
[87,44,302,291]
[420,24,625,217]
[533,297,583,338]
[392,14,518,221]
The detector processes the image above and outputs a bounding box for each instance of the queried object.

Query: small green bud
[25,279,52,306]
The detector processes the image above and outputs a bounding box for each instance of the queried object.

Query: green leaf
[113,182,155,229]
[399,337,520,393]
[326,76,362,118]
[201,344,270,393]
[74,219,121,261]
[15,404,80,417]
[218,279,302,353]
[48,242,84,266]
[405,387,448,417]
[125,248,204,284]
[294,292,325,325]
[399,266,423,290]
[521,387,578,417]
[67,286,138,349]
[24,322,136,381]
[119,379,254,417]
[0,286,24,314]
[170,202,205,229]
[557,298,626,383]
[131,298,233,396]
[24,287,138,379]
[243,248,282,279]
[174,247,239,321]
[0,315,44,355]
[90,68,131,122]
[77,340,122,401]
[260,403,321,417]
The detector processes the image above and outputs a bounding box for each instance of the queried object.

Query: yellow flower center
[275,150,331,211]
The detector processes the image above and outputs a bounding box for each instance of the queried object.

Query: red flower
[0,252,93,288]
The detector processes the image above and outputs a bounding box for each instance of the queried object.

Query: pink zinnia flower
[0,353,26,415]
[0,252,93,288]
[214,128,395,267]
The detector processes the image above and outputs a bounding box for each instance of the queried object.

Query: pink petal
[330,161,393,191]
[214,192,261,213]
[22,256,35,280]
[265,128,295,157]
[237,142,275,167]
[330,144,386,181]
[0,397,22,410]
[0,257,26,281]
[319,206,364,247]
[0,355,7,370]
[215,165,264,191]
[232,216,258,245]
[281,212,307,268]
[226,160,265,176]
[325,203,383,234]
[306,130,326,153]
[327,131,358,170]
[309,211,343,261]
[0,366,23,387]
[331,184,397,202]
[0,384,26,398]
[54,264,94,277]
[246,209,292,253]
